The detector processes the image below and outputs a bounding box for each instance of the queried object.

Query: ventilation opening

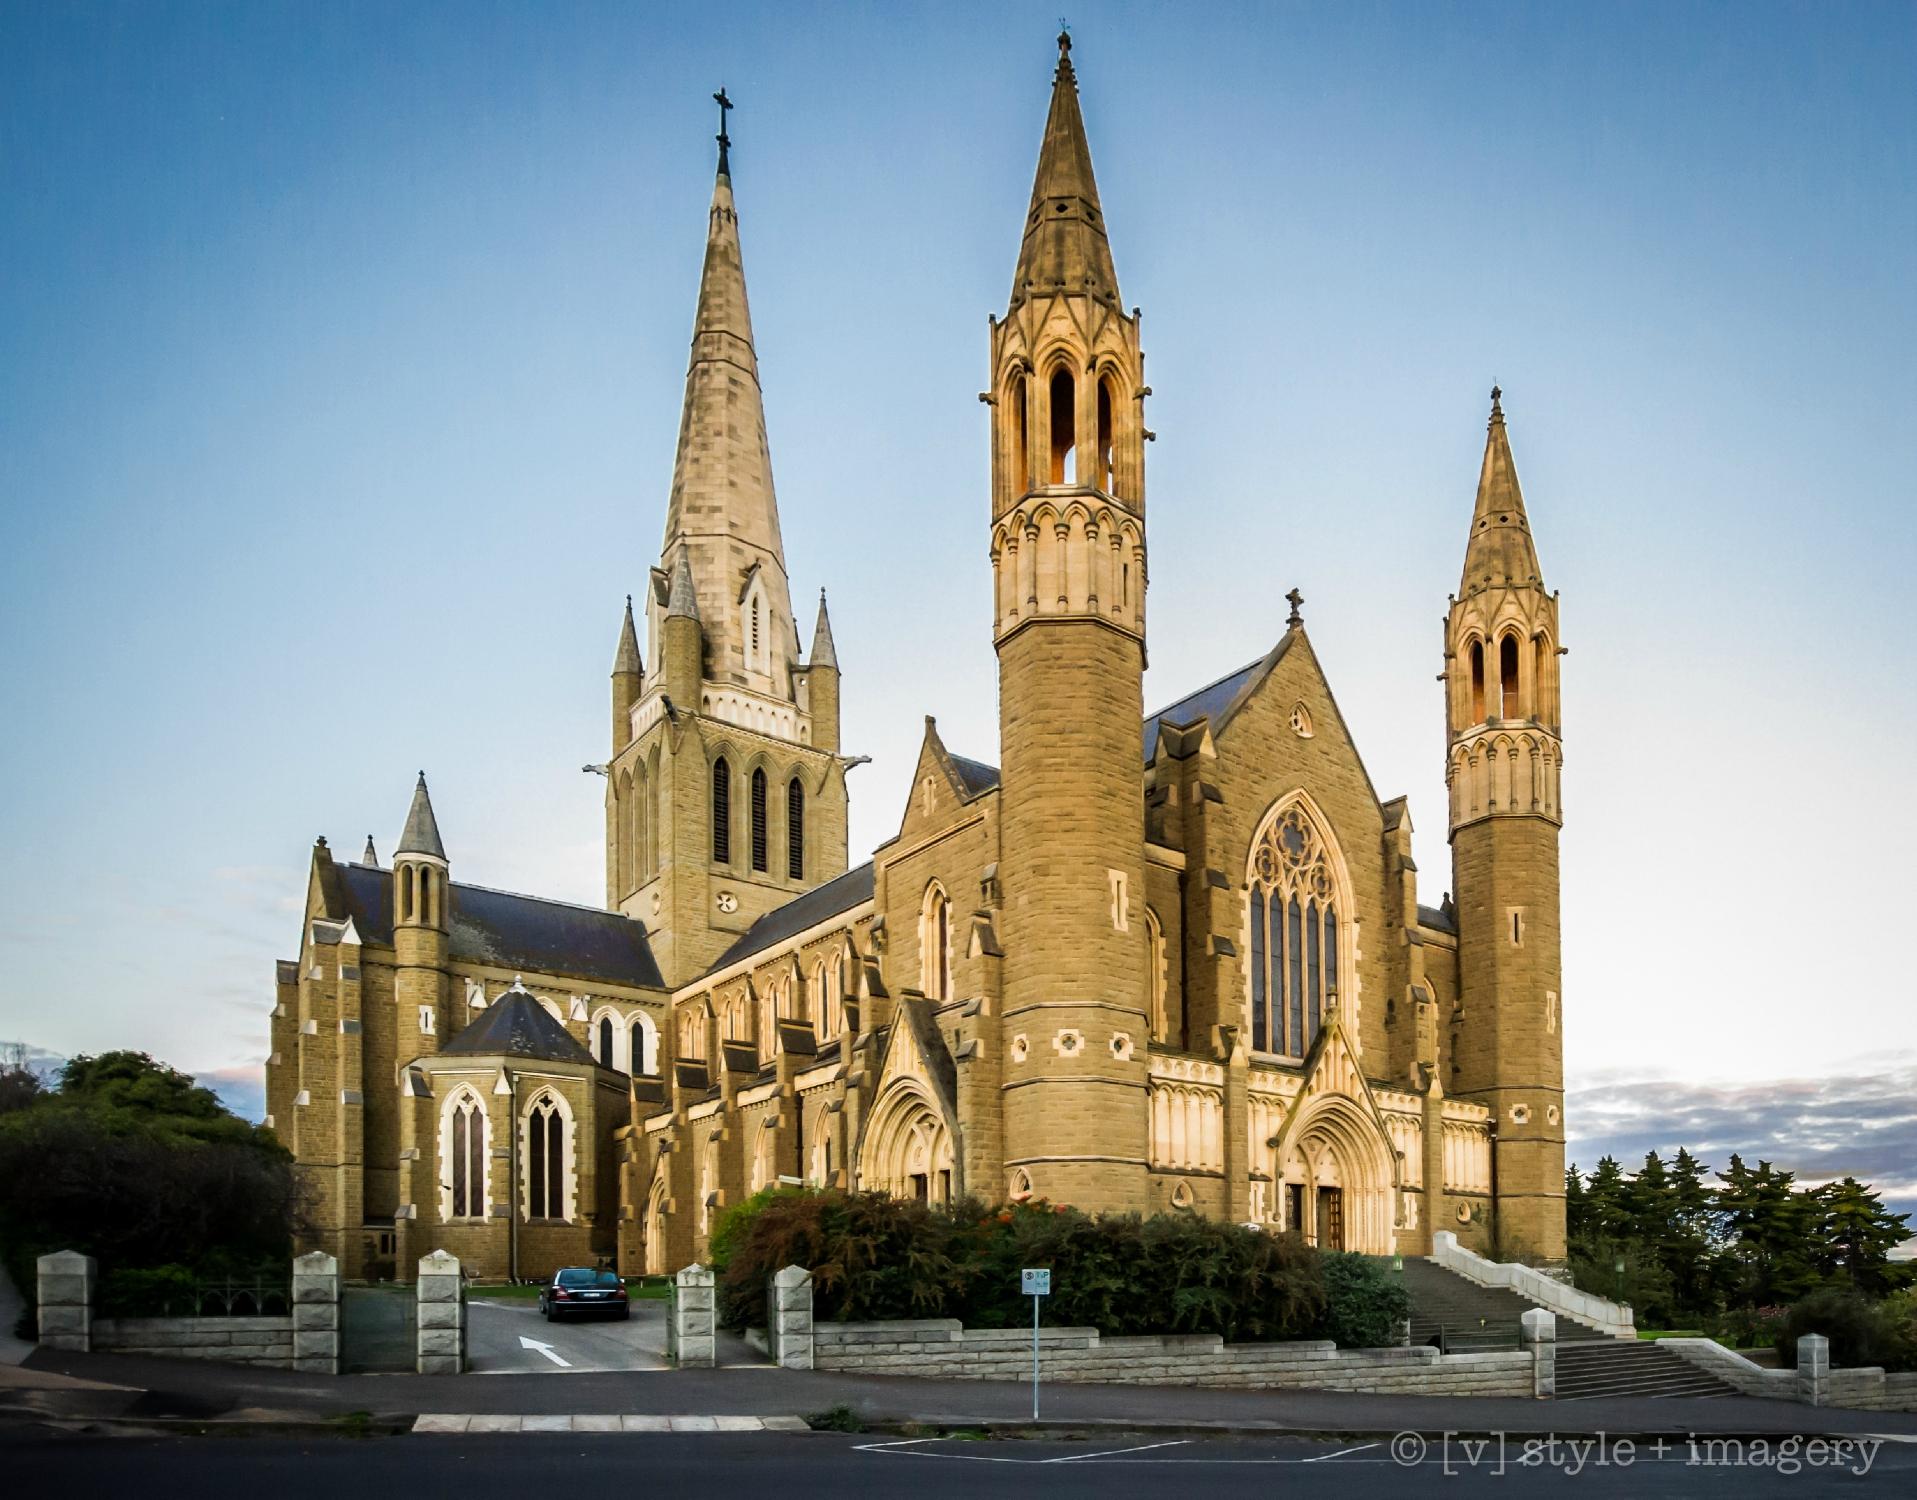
[1011,372,1029,492]
[750,767,768,873]
[1500,634,1520,718]
[1049,367,1075,484]
[1096,375,1115,492]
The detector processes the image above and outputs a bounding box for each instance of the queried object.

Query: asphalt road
[465,1296,668,1373]
[4,1432,1913,1497]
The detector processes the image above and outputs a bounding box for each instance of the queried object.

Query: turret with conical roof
[612,595,642,754]
[800,589,840,754]
[1441,388,1566,1263]
[989,32,1152,1216]
[392,772,451,1067]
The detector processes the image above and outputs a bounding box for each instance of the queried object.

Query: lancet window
[1247,801,1345,1058]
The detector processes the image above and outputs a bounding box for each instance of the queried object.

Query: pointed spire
[396,772,446,862]
[612,594,642,676]
[1460,386,1544,595]
[1011,29,1121,307]
[666,550,700,619]
[808,588,838,670]
[362,835,379,866]
[657,98,794,685]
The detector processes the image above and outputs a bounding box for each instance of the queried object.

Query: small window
[1470,640,1486,723]
[1500,634,1521,718]
[597,1016,614,1067]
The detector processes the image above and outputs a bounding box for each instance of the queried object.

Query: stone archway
[1277,1094,1396,1253]
[858,1083,955,1205]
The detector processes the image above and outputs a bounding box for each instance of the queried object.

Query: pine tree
[1813,1177,1916,1297]
[1718,1155,1822,1305]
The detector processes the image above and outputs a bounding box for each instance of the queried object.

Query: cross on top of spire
[1286,588,1305,627]
[1056,22,1074,78]
[713,87,733,176]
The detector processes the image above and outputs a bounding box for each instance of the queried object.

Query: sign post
[1020,1268,1051,1420]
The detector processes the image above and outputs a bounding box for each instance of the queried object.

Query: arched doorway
[1276,1095,1396,1253]
[858,1083,955,1205]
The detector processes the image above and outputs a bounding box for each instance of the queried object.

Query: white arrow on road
[519,1335,572,1369]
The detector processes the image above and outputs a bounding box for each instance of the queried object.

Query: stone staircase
[1555,1339,1739,1401]
[1400,1258,1738,1399]
[1401,1258,1612,1351]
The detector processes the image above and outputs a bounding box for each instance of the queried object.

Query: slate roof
[1417,903,1458,935]
[703,861,876,977]
[948,753,1001,798]
[1143,654,1275,761]
[438,990,600,1065]
[337,863,664,989]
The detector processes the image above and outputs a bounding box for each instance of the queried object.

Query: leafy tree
[0,1051,297,1299]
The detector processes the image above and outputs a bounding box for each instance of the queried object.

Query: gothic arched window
[1246,801,1347,1058]
[448,1093,486,1219]
[1500,633,1521,718]
[1096,373,1116,492]
[711,757,732,864]
[1049,366,1075,484]
[1470,640,1486,723]
[920,884,951,1001]
[525,1093,565,1220]
[750,768,769,872]
[787,777,805,880]
[597,1016,614,1068]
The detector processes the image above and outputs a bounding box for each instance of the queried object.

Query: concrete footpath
[6,1342,1916,1442]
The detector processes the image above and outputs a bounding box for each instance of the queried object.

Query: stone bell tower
[990,33,1152,1213]
[1443,388,1567,1263]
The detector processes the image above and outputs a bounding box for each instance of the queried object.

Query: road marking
[1045,1440,1189,1463]
[518,1336,571,1368]
[1303,1442,1380,1465]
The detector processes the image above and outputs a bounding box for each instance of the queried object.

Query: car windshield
[556,1269,605,1288]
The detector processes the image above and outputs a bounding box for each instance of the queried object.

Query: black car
[537,1267,630,1321]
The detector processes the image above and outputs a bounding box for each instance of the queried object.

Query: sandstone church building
[267,36,1569,1284]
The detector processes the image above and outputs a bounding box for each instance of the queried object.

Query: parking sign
[1021,1267,1051,1297]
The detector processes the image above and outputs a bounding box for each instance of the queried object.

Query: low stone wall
[92,1315,294,1368]
[1660,1335,1917,1413]
[814,1319,1536,1397]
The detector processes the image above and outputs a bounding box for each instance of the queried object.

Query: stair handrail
[1428,1232,1635,1338]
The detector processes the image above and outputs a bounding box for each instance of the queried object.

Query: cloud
[1568,1058,1917,1222]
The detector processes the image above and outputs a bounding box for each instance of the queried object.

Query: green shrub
[1777,1287,1916,1372]
[96,1265,200,1318]
[1707,1303,1790,1350]
[713,1189,1330,1342]
[1316,1253,1411,1348]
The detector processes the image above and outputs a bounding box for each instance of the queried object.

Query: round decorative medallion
[715,891,738,914]
[1053,1028,1084,1057]
[1456,1201,1472,1224]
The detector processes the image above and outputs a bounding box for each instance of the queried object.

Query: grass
[806,1404,864,1434]
[1638,1329,1706,1340]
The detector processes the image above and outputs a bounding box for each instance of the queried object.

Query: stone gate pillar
[667,1263,716,1367]
[416,1249,466,1375]
[291,1251,341,1375]
[1520,1307,1556,1398]
[35,1251,95,1353]
[1796,1333,1829,1408]
[770,1265,813,1370]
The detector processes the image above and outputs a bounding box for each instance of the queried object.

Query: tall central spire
[657,96,795,690]
[1011,30,1121,308]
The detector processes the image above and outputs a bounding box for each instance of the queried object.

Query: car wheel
[617,1308,630,1321]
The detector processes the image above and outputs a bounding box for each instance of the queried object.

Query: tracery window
[449,1093,486,1219]
[1247,801,1344,1058]
[525,1093,565,1220]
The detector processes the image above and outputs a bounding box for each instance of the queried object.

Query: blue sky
[2,2,1913,1208]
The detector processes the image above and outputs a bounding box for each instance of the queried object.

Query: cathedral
[267,35,1568,1284]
